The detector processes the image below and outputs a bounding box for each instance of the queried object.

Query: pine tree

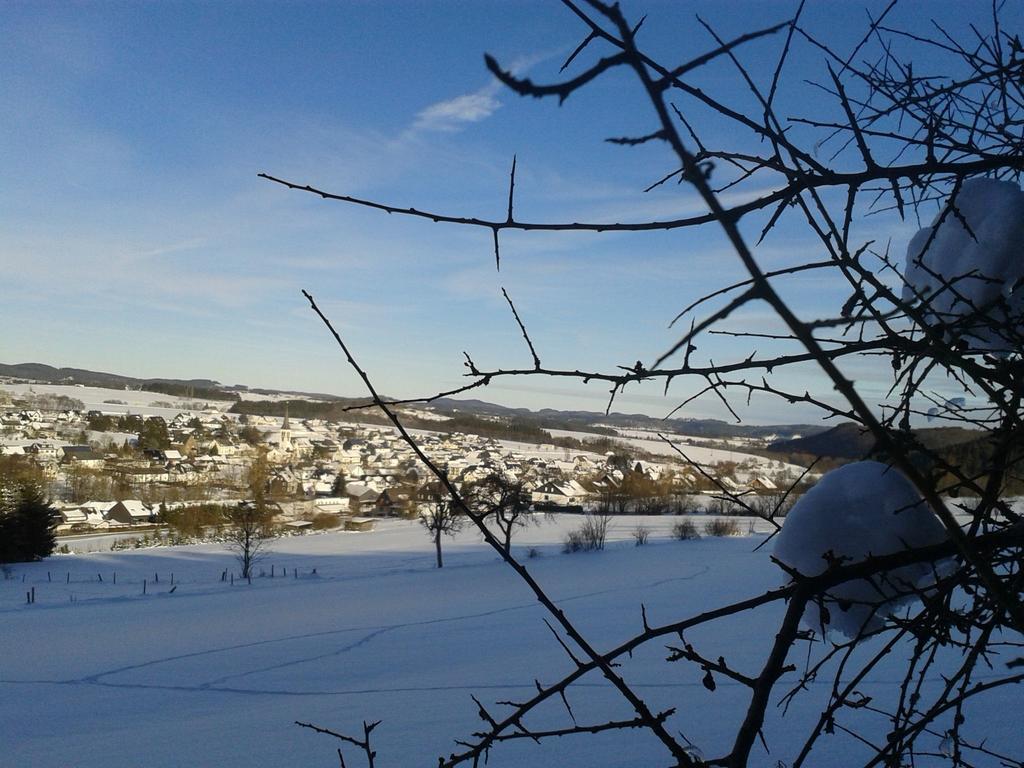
[12,484,57,561]
[138,417,171,451]
[0,482,57,563]
[331,471,347,497]
[0,507,20,564]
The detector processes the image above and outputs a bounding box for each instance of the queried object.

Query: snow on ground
[234,391,304,402]
[495,436,604,462]
[554,426,806,476]
[1,383,234,417]
[86,430,138,446]
[4,515,1017,768]
[54,529,159,553]
[402,408,452,422]
[609,428,765,450]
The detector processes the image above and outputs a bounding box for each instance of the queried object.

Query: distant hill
[769,422,983,460]
[0,361,829,439]
[431,397,825,441]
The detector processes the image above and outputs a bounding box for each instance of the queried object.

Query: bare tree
[417,482,464,569]
[564,509,611,552]
[223,501,275,580]
[265,2,1024,765]
[225,447,275,579]
[464,473,533,555]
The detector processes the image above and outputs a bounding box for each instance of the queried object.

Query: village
[0,385,802,545]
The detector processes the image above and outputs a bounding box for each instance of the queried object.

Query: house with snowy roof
[589,472,621,492]
[631,461,664,480]
[161,449,184,464]
[107,500,153,526]
[313,497,350,515]
[531,480,590,507]
[79,500,115,519]
[750,475,778,492]
[24,442,61,460]
[56,506,89,532]
[345,482,381,506]
[718,477,744,493]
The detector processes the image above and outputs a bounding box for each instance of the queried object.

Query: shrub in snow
[631,523,650,546]
[773,461,946,638]
[563,513,610,553]
[903,178,1024,353]
[703,517,740,537]
[671,519,700,540]
[705,497,738,516]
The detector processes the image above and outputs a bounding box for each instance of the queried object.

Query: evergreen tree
[0,504,20,564]
[238,425,263,446]
[0,482,57,563]
[137,417,170,451]
[12,484,57,561]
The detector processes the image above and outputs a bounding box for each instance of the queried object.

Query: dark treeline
[85,414,170,450]
[765,430,1024,495]
[926,437,1024,496]
[230,398,389,426]
[142,382,239,402]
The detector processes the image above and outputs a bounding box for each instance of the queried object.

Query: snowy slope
[2,383,235,416]
[1,516,1017,767]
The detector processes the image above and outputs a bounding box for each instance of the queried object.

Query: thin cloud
[135,238,206,259]
[408,49,557,134]
[411,82,501,133]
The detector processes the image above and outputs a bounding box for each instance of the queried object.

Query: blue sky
[1,1,1016,424]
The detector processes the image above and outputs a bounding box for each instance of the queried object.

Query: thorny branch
[273,1,1024,766]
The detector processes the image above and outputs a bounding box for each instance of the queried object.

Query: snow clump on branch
[773,461,946,638]
[903,178,1024,353]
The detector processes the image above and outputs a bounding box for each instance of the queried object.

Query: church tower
[280,404,292,449]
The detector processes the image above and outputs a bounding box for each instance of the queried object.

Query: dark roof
[61,445,104,461]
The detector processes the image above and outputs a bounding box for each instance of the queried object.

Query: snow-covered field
[234,391,307,403]
[550,426,806,476]
[1,383,235,417]
[4,515,1017,768]
[495,436,604,461]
